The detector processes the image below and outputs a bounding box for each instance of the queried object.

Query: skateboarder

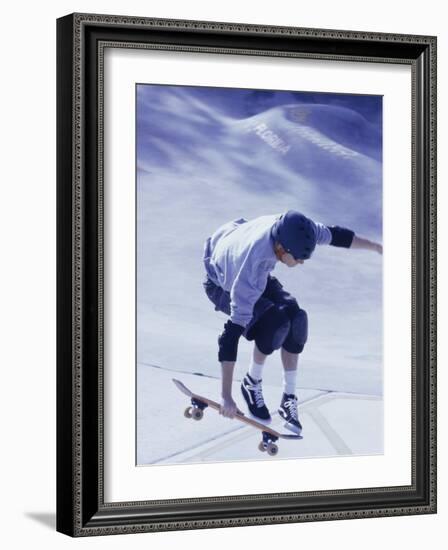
[202,210,382,434]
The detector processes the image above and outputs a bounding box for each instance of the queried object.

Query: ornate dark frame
[56,13,437,537]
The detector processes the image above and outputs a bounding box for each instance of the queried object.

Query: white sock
[248,360,265,382]
[283,369,298,395]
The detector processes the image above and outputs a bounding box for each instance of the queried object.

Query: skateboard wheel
[184,407,193,418]
[267,443,278,456]
[258,442,266,453]
[192,408,204,420]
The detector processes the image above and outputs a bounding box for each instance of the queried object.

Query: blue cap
[271,210,317,260]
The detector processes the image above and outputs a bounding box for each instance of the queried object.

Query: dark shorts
[203,274,299,340]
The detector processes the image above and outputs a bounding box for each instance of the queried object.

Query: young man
[202,210,382,435]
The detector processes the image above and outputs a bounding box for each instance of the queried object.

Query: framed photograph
[56,13,437,537]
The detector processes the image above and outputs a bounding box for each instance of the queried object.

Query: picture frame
[56,13,437,537]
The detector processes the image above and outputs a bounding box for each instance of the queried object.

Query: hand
[219,396,243,419]
[351,235,383,255]
[374,242,383,255]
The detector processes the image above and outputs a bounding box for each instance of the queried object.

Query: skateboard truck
[184,397,208,421]
[259,431,279,456]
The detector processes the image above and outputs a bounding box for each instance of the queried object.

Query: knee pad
[282,308,308,354]
[282,297,300,319]
[253,307,291,356]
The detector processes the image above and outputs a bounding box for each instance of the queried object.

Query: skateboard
[173,378,302,456]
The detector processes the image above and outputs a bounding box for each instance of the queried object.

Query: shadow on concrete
[25,512,56,530]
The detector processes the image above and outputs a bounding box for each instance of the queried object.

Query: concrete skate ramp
[137,364,382,465]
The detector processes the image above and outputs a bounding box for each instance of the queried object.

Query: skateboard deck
[173,378,301,456]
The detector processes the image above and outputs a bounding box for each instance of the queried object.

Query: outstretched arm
[324,225,382,255]
[350,234,382,255]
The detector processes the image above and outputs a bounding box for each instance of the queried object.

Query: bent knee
[282,308,308,354]
[254,307,291,356]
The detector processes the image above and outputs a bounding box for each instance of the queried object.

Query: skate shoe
[279,393,302,435]
[241,373,271,422]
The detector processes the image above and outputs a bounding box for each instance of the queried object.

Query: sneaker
[279,393,302,435]
[241,373,271,421]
